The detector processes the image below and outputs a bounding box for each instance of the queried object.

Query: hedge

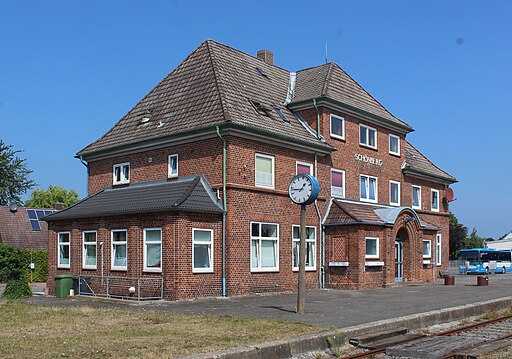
[0,244,48,283]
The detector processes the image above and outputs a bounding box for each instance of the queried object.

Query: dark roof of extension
[292,63,412,130]
[78,40,332,157]
[0,206,50,250]
[324,199,438,231]
[44,175,224,221]
[403,141,457,184]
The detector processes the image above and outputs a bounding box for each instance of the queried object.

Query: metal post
[297,204,307,314]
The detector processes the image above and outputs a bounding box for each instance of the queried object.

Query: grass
[0,301,320,358]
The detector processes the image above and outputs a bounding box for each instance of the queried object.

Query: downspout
[216,126,227,297]
[313,98,321,139]
[312,100,325,288]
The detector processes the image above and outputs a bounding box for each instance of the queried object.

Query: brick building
[45,40,456,300]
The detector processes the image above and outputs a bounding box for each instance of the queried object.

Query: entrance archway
[395,227,408,282]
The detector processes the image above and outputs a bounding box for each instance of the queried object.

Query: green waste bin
[55,275,75,298]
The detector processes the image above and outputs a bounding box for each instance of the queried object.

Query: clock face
[288,174,314,204]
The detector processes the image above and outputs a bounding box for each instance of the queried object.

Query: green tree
[462,228,485,249]
[449,212,468,260]
[25,185,79,209]
[0,140,36,205]
[0,244,23,282]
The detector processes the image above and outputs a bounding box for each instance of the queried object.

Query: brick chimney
[53,203,64,210]
[257,49,274,65]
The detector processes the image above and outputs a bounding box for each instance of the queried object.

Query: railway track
[342,314,512,359]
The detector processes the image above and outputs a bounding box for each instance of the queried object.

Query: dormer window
[113,162,130,185]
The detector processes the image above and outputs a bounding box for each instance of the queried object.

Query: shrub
[1,279,32,298]
[0,244,23,282]
[21,250,48,283]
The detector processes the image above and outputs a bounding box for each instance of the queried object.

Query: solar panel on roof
[30,219,41,231]
[36,210,45,219]
[27,209,37,220]
[256,67,268,77]
[44,210,55,216]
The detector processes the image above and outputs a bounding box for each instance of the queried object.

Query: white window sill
[330,134,345,141]
[412,206,421,210]
[390,202,400,207]
[423,259,432,265]
[365,261,384,266]
[57,265,70,269]
[359,143,377,150]
[251,268,279,273]
[329,261,349,267]
[168,174,178,179]
[431,208,440,212]
[82,266,97,270]
[389,151,400,157]
[144,268,163,273]
[113,181,130,186]
[292,267,317,272]
[360,198,378,204]
[193,268,214,274]
[111,267,127,271]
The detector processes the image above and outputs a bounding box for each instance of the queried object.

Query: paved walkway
[15,272,512,329]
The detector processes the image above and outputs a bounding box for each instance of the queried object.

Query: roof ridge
[404,140,456,180]
[321,63,334,96]
[295,62,331,74]
[330,62,404,124]
[78,40,213,155]
[206,40,232,122]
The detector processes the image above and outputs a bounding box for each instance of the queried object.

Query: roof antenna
[325,43,328,64]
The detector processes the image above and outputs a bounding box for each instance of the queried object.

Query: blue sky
[1,1,511,238]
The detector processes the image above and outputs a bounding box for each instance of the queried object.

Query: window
[144,228,162,272]
[389,180,400,206]
[423,239,432,258]
[331,169,345,198]
[412,186,421,209]
[436,234,442,265]
[296,161,312,175]
[168,154,179,178]
[431,189,439,212]
[360,174,378,203]
[82,231,97,269]
[111,230,127,270]
[389,134,400,156]
[193,228,213,273]
[365,237,379,259]
[359,124,377,149]
[251,222,279,271]
[58,232,70,268]
[330,114,345,140]
[113,162,130,185]
[292,225,316,270]
[255,154,274,188]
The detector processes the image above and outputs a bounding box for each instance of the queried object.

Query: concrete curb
[180,296,512,359]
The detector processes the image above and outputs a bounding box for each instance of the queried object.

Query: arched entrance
[395,227,408,282]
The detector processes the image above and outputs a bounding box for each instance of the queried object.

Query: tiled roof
[292,63,412,130]
[44,175,223,221]
[324,199,439,230]
[0,206,49,250]
[78,40,331,157]
[403,141,457,184]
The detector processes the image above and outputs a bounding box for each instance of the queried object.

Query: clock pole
[297,203,307,314]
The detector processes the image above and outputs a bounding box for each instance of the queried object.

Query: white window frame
[192,228,214,273]
[436,234,442,266]
[365,237,380,259]
[359,123,377,149]
[431,189,440,212]
[331,168,345,198]
[360,174,378,203]
[330,114,345,140]
[292,225,316,271]
[255,153,275,189]
[296,161,313,175]
[250,222,279,272]
[113,162,130,185]
[111,229,128,271]
[412,185,422,209]
[58,231,71,269]
[143,228,162,272]
[423,239,432,259]
[389,134,400,156]
[168,154,179,178]
[389,180,401,206]
[82,230,97,270]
